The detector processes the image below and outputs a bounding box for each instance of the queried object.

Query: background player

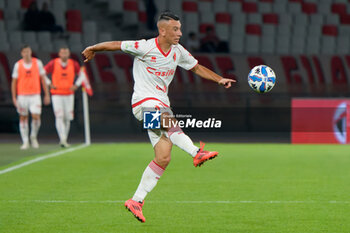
[82,12,235,222]
[44,47,83,147]
[11,45,50,149]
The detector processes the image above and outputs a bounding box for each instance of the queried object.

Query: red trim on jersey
[45,59,80,75]
[155,37,172,57]
[132,97,169,108]
[189,60,199,70]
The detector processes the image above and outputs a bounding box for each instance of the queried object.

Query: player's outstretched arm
[11,79,17,108]
[82,41,122,62]
[191,64,236,88]
[40,75,51,105]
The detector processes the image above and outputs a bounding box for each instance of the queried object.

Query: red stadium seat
[340,15,350,25]
[215,13,231,24]
[260,0,274,2]
[242,2,257,13]
[200,23,214,33]
[138,12,147,23]
[182,1,198,12]
[0,9,3,20]
[322,25,338,36]
[66,10,82,32]
[123,1,138,11]
[114,54,133,83]
[332,3,347,16]
[21,0,34,8]
[302,2,317,15]
[263,14,278,24]
[246,24,262,35]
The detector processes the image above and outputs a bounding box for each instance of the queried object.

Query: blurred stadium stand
[1,0,350,142]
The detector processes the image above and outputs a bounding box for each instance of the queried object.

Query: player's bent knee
[20,115,28,121]
[32,114,41,120]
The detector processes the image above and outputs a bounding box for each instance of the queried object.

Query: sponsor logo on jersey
[146,67,175,78]
[173,53,176,62]
[151,56,157,62]
[134,41,139,49]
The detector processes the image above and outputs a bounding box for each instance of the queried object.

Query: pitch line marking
[0,144,88,175]
[2,200,350,204]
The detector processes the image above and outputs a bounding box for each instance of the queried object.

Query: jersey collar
[155,37,172,57]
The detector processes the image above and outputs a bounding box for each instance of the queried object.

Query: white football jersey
[121,37,198,107]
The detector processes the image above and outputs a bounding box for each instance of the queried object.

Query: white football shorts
[132,98,173,147]
[51,94,74,120]
[17,94,42,116]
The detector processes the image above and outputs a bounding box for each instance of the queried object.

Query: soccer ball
[248,65,276,93]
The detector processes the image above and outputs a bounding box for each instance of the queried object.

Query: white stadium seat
[6,0,21,10]
[261,36,275,54]
[8,31,22,50]
[310,15,324,25]
[288,2,301,14]
[230,35,244,53]
[273,2,287,14]
[228,1,242,14]
[198,1,212,13]
[200,12,215,24]
[325,15,340,25]
[321,36,336,54]
[308,25,322,37]
[248,13,262,24]
[336,36,350,54]
[5,19,20,31]
[258,2,272,13]
[277,25,291,37]
[305,36,320,54]
[245,35,260,54]
[276,35,290,54]
[108,0,123,14]
[37,31,51,44]
[213,0,227,13]
[98,32,112,42]
[290,36,305,54]
[262,25,276,37]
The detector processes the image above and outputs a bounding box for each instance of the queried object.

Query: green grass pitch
[1,143,350,233]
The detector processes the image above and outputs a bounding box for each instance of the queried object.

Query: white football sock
[168,126,199,157]
[55,117,66,142]
[19,119,29,144]
[132,160,165,203]
[30,118,41,138]
[64,119,71,141]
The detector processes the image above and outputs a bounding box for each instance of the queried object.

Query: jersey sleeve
[44,60,54,74]
[12,62,19,79]
[177,44,198,70]
[37,59,46,76]
[73,60,80,75]
[121,39,148,58]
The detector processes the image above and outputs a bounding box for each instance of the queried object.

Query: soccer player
[44,47,83,147]
[82,12,235,222]
[11,45,50,149]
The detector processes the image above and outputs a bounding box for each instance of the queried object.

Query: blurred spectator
[38,2,63,33]
[23,1,40,31]
[186,32,200,53]
[200,26,229,53]
[200,26,220,53]
[143,0,157,31]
